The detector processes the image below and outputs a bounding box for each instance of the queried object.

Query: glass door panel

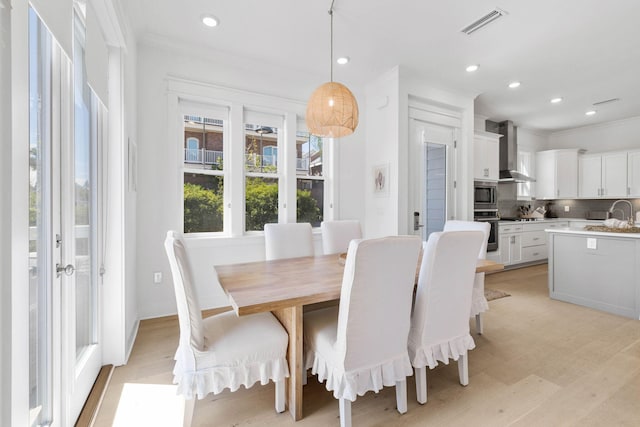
[73,14,97,361]
[28,8,53,426]
[424,142,448,237]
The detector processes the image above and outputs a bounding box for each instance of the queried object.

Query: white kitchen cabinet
[497,220,568,267]
[499,234,522,265]
[535,149,579,199]
[473,131,500,181]
[579,152,627,198]
[628,150,640,197]
[498,223,523,265]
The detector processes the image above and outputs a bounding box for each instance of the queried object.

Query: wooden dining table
[215,254,504,421]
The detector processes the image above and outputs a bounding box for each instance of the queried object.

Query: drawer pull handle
[533,237,540,241]
[533,252,539,256]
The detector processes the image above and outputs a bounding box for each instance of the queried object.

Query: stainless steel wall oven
[474,180,498,252]
[473,210,498,252]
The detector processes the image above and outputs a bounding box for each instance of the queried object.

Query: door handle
[56,263,75,277]
[413,212,424,231]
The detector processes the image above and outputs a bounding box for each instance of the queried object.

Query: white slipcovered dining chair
[443,220,491,334]
[164,231,290,426]
[303,236,422,427]
[408,230,484,405]
[264,222,314,260]
[321,220,363,255]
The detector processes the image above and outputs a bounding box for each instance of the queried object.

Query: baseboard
[124,318,140,364]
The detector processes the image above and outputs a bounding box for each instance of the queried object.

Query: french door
[29,7,102,426]
[410,119,457,241]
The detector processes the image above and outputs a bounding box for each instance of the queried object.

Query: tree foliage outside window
[183,182,223,233]
[184,178,321,233]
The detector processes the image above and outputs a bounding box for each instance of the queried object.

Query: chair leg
[183,397,196,427]
[395,379,407,414]
[415,366,427,404]
[275,379,286,413]
[475,313,483,335]
[339,398,352,427]
[458,352,469,386]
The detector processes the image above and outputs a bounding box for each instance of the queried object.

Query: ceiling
[121,0,640,132]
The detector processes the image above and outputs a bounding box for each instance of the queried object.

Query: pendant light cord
[329,0,335,82]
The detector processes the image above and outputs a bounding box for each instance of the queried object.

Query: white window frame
[294,124,329,226]
[168,78,334,238]
[179,102,229,236]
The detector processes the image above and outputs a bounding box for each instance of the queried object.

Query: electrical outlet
[153,272,162,284]
[564,205,570,212]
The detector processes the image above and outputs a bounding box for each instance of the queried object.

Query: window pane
[245,177,278,231]
[73,13,98,360]
[183,115,224,171]
[296,179,323,227]
[183,174,224,233]
[296,131,324,176]
[245,124,278,174]
[29,8,53,425]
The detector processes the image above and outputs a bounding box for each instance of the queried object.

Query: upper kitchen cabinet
[535,149,579,199]
[579,152,627,198]
[473,131,501,181]
[628,150,640,197]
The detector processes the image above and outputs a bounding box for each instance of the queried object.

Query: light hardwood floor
[94,265,640,426]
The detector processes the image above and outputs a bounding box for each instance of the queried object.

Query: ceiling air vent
[461,8,507,35]
[593,98,620,106]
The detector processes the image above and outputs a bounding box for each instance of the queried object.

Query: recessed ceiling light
[508,81,521,89]
[466,64,479,72]
[336,57,350,65]
[550,97,563,104]
[202,15,219,27]
[585,110,597,116]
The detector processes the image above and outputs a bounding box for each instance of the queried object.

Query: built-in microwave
[474,180,497,210]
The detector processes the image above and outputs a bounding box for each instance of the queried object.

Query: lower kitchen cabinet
[521,230,547,262]
[500,233,522,265]
[494,220,569,267]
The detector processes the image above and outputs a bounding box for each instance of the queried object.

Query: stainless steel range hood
[491,120,536,183]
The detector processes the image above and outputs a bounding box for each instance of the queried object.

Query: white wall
[123,36,138,359]
[517,127,549,152]
[135,41,365,319]
[364,68,400,238]
[549,115,640,152]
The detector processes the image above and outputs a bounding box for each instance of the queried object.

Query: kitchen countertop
[498,218,603,224]
[546,227,640,239]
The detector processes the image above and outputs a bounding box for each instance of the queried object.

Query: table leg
[272,305,303,421]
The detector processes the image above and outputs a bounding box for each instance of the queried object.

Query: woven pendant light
[306,2,359,138]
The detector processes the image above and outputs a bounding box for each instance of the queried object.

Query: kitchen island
[547,227,640,320]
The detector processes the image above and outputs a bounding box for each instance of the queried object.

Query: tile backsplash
[497,182,640,219]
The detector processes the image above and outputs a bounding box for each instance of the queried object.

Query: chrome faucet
[608,200,634,225]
